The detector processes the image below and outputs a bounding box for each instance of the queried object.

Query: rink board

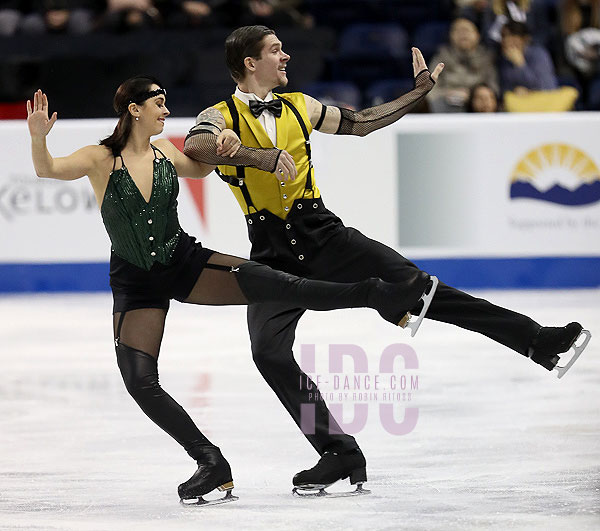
[1,256,600,293]
[1,114,599,292]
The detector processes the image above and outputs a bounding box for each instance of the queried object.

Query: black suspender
[217,94,316,212]
[275,95,314,195]
[225,98,246,186]
[216,97,257,213]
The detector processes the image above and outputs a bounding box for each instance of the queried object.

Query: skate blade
[292,483,371,498]
[180,488,238,507]
[555,329,591,379]
[401,276,439,337]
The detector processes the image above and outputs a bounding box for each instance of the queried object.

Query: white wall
[2,113,599,289]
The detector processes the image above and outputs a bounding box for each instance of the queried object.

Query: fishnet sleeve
[336,70,435,136]
[184,130,282,173]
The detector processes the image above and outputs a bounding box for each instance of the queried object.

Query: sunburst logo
[509,143,600,206]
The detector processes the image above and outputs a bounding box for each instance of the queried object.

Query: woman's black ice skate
[292,448,370,498]
[178,446,238,506]
[528,322,591,378]
[373,273,439,337]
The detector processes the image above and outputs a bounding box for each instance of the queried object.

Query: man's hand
[274,150,297,181]
[412,47,444,82]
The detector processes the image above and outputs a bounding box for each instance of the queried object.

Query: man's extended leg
[313,227,540,356]
[311,226,586,372]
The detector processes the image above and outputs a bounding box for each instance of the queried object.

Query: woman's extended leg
[183,253,431,326]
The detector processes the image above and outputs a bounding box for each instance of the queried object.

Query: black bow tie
[249,99,283,118]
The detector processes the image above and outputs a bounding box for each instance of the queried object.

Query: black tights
[112,252,249,359]
[114,252,426,461]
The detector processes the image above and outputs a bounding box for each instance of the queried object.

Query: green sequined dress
[102,146,215,313]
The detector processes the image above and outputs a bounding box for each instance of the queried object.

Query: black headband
[130,87,166,105]
[118,87,167,116]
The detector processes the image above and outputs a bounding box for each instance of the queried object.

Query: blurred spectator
[455,0,494,37]
[499,20,558,92]
[0,0,99,34]
[488,0,529,41]
[565,27,600,75]
[100,0,162,32]
[428,17,499,112]
[0,0,23,35]
[560,0,600,77]
[561,0,600,34]
[466,82,501,111]
[159,0,230,28]
[458,0,551,46]
[236,0,313,29]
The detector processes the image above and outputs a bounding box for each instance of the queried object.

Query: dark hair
[100,75,163,157]
[466,83,499,113]
[225,25,275,82]
[502,20,531,38]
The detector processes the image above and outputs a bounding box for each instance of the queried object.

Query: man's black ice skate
[528,322,591,378]
[373,272,439,337]
[178,446,238,506]
[292,448,370,498]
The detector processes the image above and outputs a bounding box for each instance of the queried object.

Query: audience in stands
[428,17,498,112]
[160,0,219,28]
[1,0,599,113]
[457,0,552,46]
[236,0,313,29]
[100,0,162,32]
[466,82,501,111]
[0,0,27,35]
[560,0,600,77]
[0,0,98,34]
[499,20,558,92]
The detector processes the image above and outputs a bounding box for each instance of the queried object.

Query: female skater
[26,76,435,505]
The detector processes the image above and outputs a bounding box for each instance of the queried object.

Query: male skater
[184,25,590,495]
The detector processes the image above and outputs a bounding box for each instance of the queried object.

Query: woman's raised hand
[216,129,242,158]
[27,89,58,138]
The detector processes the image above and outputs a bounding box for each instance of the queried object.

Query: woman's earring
[135,117,139,121]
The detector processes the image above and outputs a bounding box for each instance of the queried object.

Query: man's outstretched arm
[305,47,444,136]
[184,107,297,180]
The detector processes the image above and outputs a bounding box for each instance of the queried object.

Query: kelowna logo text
[0,176,96,221]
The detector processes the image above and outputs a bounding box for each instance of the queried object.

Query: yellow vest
[214,92,321,219]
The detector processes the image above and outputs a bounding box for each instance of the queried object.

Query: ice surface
[1,289,598,530]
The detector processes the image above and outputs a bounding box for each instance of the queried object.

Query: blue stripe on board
[0,262,110,293]
[412,256,600,289]
[0,257,599,293]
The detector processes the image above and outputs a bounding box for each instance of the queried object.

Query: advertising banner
[2,113,599,291]
[395,113,600,256]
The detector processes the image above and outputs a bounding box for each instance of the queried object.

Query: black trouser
[248,225,541,455]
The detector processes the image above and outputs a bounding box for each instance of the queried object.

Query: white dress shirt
[234,87,278,147]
